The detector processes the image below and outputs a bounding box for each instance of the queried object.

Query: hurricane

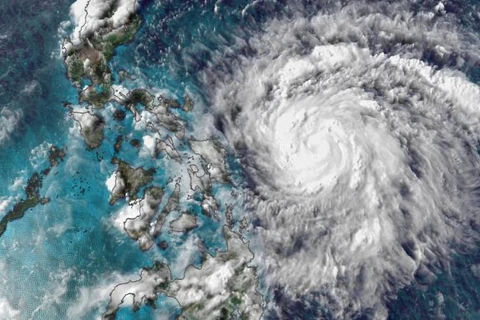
[200,1,480,318]
[4,0,480,318]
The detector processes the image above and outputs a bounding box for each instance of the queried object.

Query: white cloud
[203,2,480,318]
[69,0,140,45]
[67,272,128,319]
[29,141,52,170]
[0,298,20,320]
[169,228,262,319]
[0,107,22,145]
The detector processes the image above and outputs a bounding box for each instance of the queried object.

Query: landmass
[108,158,155,205]
[103,261,171,320]
[62,0,142,150]
[169,212,198,233]
[63,8,141,106]
[122,186,164,251]
[153,181,181,237]
[61,1,262,318]
[190,139,230,183]
[114,135,124,153]
[182,95,194,112]
[187,164,211,193]
[68,107,106,149]
[115,88,187,140]
[102,227,263,320]
[168,227,263,319]
[154,135,182,163]
[0,146,66,237]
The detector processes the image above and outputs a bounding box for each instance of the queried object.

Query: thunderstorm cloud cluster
[200,1,480,318]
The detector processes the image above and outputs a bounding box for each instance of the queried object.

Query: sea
[1,0,480,319]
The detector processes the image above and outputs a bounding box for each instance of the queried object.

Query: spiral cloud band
[203,2,480,318]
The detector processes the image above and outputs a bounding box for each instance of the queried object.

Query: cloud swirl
[202,1,480,318]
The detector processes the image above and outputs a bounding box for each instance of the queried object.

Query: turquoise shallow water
[0,4,76,197]
[2,0,480,319]
[0,0,243,317]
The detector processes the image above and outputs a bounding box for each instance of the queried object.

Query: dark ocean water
[1,0,480,319]
[0,0,76,153]
[134,1,480,318]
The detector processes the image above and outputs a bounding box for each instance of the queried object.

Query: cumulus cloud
[67,272,130,319]
[0,297,20,320]
[0,107,22,146]
[69,0,140,45]
[29,141,52,170]
[203,2,480,318]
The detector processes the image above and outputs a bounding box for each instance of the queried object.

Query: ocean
[1,0,480,319]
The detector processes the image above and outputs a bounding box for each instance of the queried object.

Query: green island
[109,157,155,205]
[0,146,66,238]
[123,186,164,250]
[64,14,142,106]
[63,16,194,150]
[61,3,251,319]
[102,227,263,319]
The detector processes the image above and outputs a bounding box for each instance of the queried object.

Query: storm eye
[205,3,480,318]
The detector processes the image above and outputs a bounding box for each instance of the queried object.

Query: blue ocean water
[0,0,251,317]
[0,0,158,317]
[2,0,480,319]
[0,0,76,182]
[131,2,480,318]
